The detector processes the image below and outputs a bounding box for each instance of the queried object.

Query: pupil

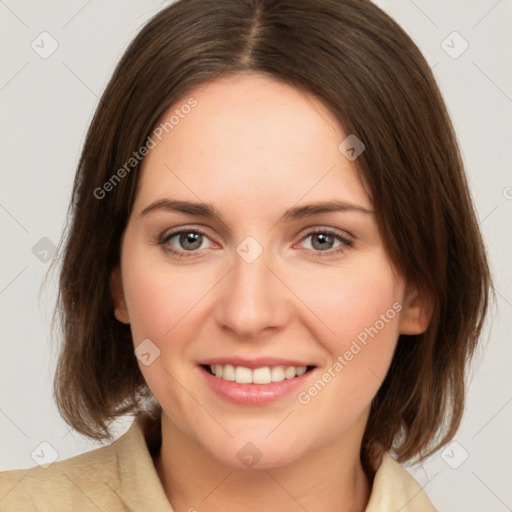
[180,232,201,250]
[313,233,333,250]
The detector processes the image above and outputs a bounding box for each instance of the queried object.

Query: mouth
[200,363,316,384]
[198,360,317,405]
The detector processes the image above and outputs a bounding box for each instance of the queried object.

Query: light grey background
[1,1,511,510]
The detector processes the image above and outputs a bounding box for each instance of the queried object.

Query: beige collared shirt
[0,414,437,511]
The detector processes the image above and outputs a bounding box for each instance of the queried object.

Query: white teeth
[295,366,307,376]
[209,364,309,384]
[252,367,272,384]
[270,366,285,382]
[235,366,252,384]
[284,366,296,379]
[223,364,235,381]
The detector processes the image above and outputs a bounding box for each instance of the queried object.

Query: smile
[207,364,310,383]
[198,358,317,405]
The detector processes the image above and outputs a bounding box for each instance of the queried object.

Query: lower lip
[200,366,314,405]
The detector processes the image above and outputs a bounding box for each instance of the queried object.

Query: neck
[154,413,372,512]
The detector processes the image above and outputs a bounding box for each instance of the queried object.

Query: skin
[111,71,430,512]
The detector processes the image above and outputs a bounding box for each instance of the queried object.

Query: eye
[298,228,353,256]
[159,227,213,256]
[157,226,353,258]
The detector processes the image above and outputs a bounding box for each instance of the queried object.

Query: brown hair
[51,0,491,465]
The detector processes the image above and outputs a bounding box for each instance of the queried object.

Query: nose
[214,243,291,340]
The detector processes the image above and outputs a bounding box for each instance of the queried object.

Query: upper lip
[199,357,316,369]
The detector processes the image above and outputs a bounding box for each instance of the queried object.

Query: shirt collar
[115,414,437,511]
[365,452,438,511]
[116,414,173,511]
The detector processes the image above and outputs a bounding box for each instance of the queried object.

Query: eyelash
[158,227,353,259]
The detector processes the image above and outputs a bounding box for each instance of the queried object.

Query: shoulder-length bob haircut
[52,0,491,464]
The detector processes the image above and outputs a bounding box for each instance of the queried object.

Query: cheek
[123,272,172,342]
[295,259,403,399]
[298,259,403,342]
[119,250,211,408]
[121,251,208,344]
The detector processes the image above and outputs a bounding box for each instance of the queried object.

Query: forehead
[134,72,372,217]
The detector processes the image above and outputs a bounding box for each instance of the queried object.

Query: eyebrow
[139,199,374,223]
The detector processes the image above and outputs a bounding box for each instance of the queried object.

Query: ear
[110,266,130,324]
[398,284,433,335]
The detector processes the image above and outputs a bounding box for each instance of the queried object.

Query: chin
[204,436,308,470]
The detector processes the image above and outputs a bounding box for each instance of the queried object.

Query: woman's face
[113,72,426,468]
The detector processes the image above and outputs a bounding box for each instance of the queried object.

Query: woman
[0,0,491,510]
